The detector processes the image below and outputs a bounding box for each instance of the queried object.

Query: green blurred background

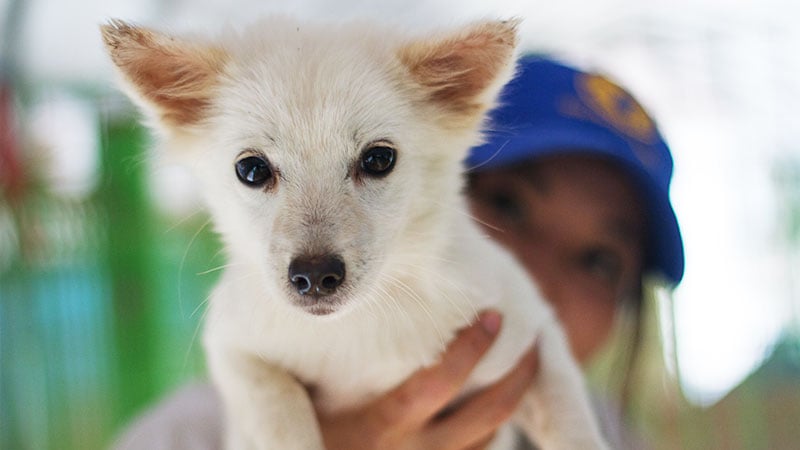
[2,0,800,449]
[1,113,221,449]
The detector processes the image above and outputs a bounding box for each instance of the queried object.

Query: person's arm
[317,311,540,450]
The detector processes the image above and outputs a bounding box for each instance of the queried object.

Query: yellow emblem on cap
[574,73,657,145]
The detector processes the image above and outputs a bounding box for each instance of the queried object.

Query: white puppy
[102,17,608,450]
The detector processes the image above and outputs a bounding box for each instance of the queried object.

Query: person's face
[468,155,645,363]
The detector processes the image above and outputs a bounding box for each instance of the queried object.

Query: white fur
[105,16,609,450]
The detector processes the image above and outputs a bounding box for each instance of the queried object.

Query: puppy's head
[102,17,518,316]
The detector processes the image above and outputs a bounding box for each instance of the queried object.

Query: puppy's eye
[360,145,396,177]
[235,155,273,187]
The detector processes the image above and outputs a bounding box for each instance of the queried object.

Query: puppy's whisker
[360,281,384,316]
[189,292,212,320]
[368,275,407,331]
[463,138,511,173]
[389,264,474,334]
[196,262,242,276]
[367,280,405,336]
[398,228,496,246]
[164,208,207,233]
[383,273,446,348]
[358,286,383,322]
[431,199,507,233]
[183,292,213,373]
[183,264,252,369]
[371,280,437,364]
[178,218,213,317]
[397,252,461,266]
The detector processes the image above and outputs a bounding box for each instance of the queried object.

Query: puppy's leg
[513,321,609,450]
[206,344,325,450]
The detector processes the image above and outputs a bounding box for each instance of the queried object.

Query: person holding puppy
[113,56,683,450]
[316,55,684,450]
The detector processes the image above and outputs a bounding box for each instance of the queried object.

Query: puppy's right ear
[101,20,227,128]
[398,19,519,130]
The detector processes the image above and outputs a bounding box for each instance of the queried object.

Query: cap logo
[572,73,657,145]
[554,71,667,176]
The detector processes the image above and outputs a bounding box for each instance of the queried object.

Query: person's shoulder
[111,382,223,450]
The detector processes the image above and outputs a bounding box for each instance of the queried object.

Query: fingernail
[479,310,502,336]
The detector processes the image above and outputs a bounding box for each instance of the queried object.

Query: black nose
[288,255,346,297]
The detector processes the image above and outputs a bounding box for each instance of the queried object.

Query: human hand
[317,310,540,450]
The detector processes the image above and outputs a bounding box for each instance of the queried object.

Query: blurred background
[1,0,799,448]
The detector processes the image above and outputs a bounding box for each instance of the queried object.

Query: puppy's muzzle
[288,254,346,297]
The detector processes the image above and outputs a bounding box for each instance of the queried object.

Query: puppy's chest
[270,310,463,413]
[301,340,439,413]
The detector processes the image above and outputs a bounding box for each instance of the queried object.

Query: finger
[372,310,503,430]
[422,342,539,450]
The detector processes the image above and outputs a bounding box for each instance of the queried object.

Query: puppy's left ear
[101,20,227,129]
[398,19,520,127]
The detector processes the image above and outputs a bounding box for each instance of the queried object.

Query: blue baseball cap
[467,55,684,284]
